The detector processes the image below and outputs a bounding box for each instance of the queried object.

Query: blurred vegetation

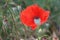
[0,0,60,40]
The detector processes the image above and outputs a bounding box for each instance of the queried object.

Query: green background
[0,0,60,40]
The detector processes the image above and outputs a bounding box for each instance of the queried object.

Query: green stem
[8,8,19,40]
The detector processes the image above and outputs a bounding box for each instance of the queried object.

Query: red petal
[20,4,50,30]
[39,10,50,25]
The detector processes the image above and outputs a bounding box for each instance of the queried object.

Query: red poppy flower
[20,4,50,30]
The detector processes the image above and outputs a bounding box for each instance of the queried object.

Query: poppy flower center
[34,17,41,25]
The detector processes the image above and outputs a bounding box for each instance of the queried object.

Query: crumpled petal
[20,4,50,30]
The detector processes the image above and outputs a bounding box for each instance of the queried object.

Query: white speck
[17,5,21,10]
[12,7,16,11]
[38,29,42,32]
[35,39,38,40]
[45,23,49,27]
[3,20,7,25]
[34,18,41,25]
[20,39,24,40]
